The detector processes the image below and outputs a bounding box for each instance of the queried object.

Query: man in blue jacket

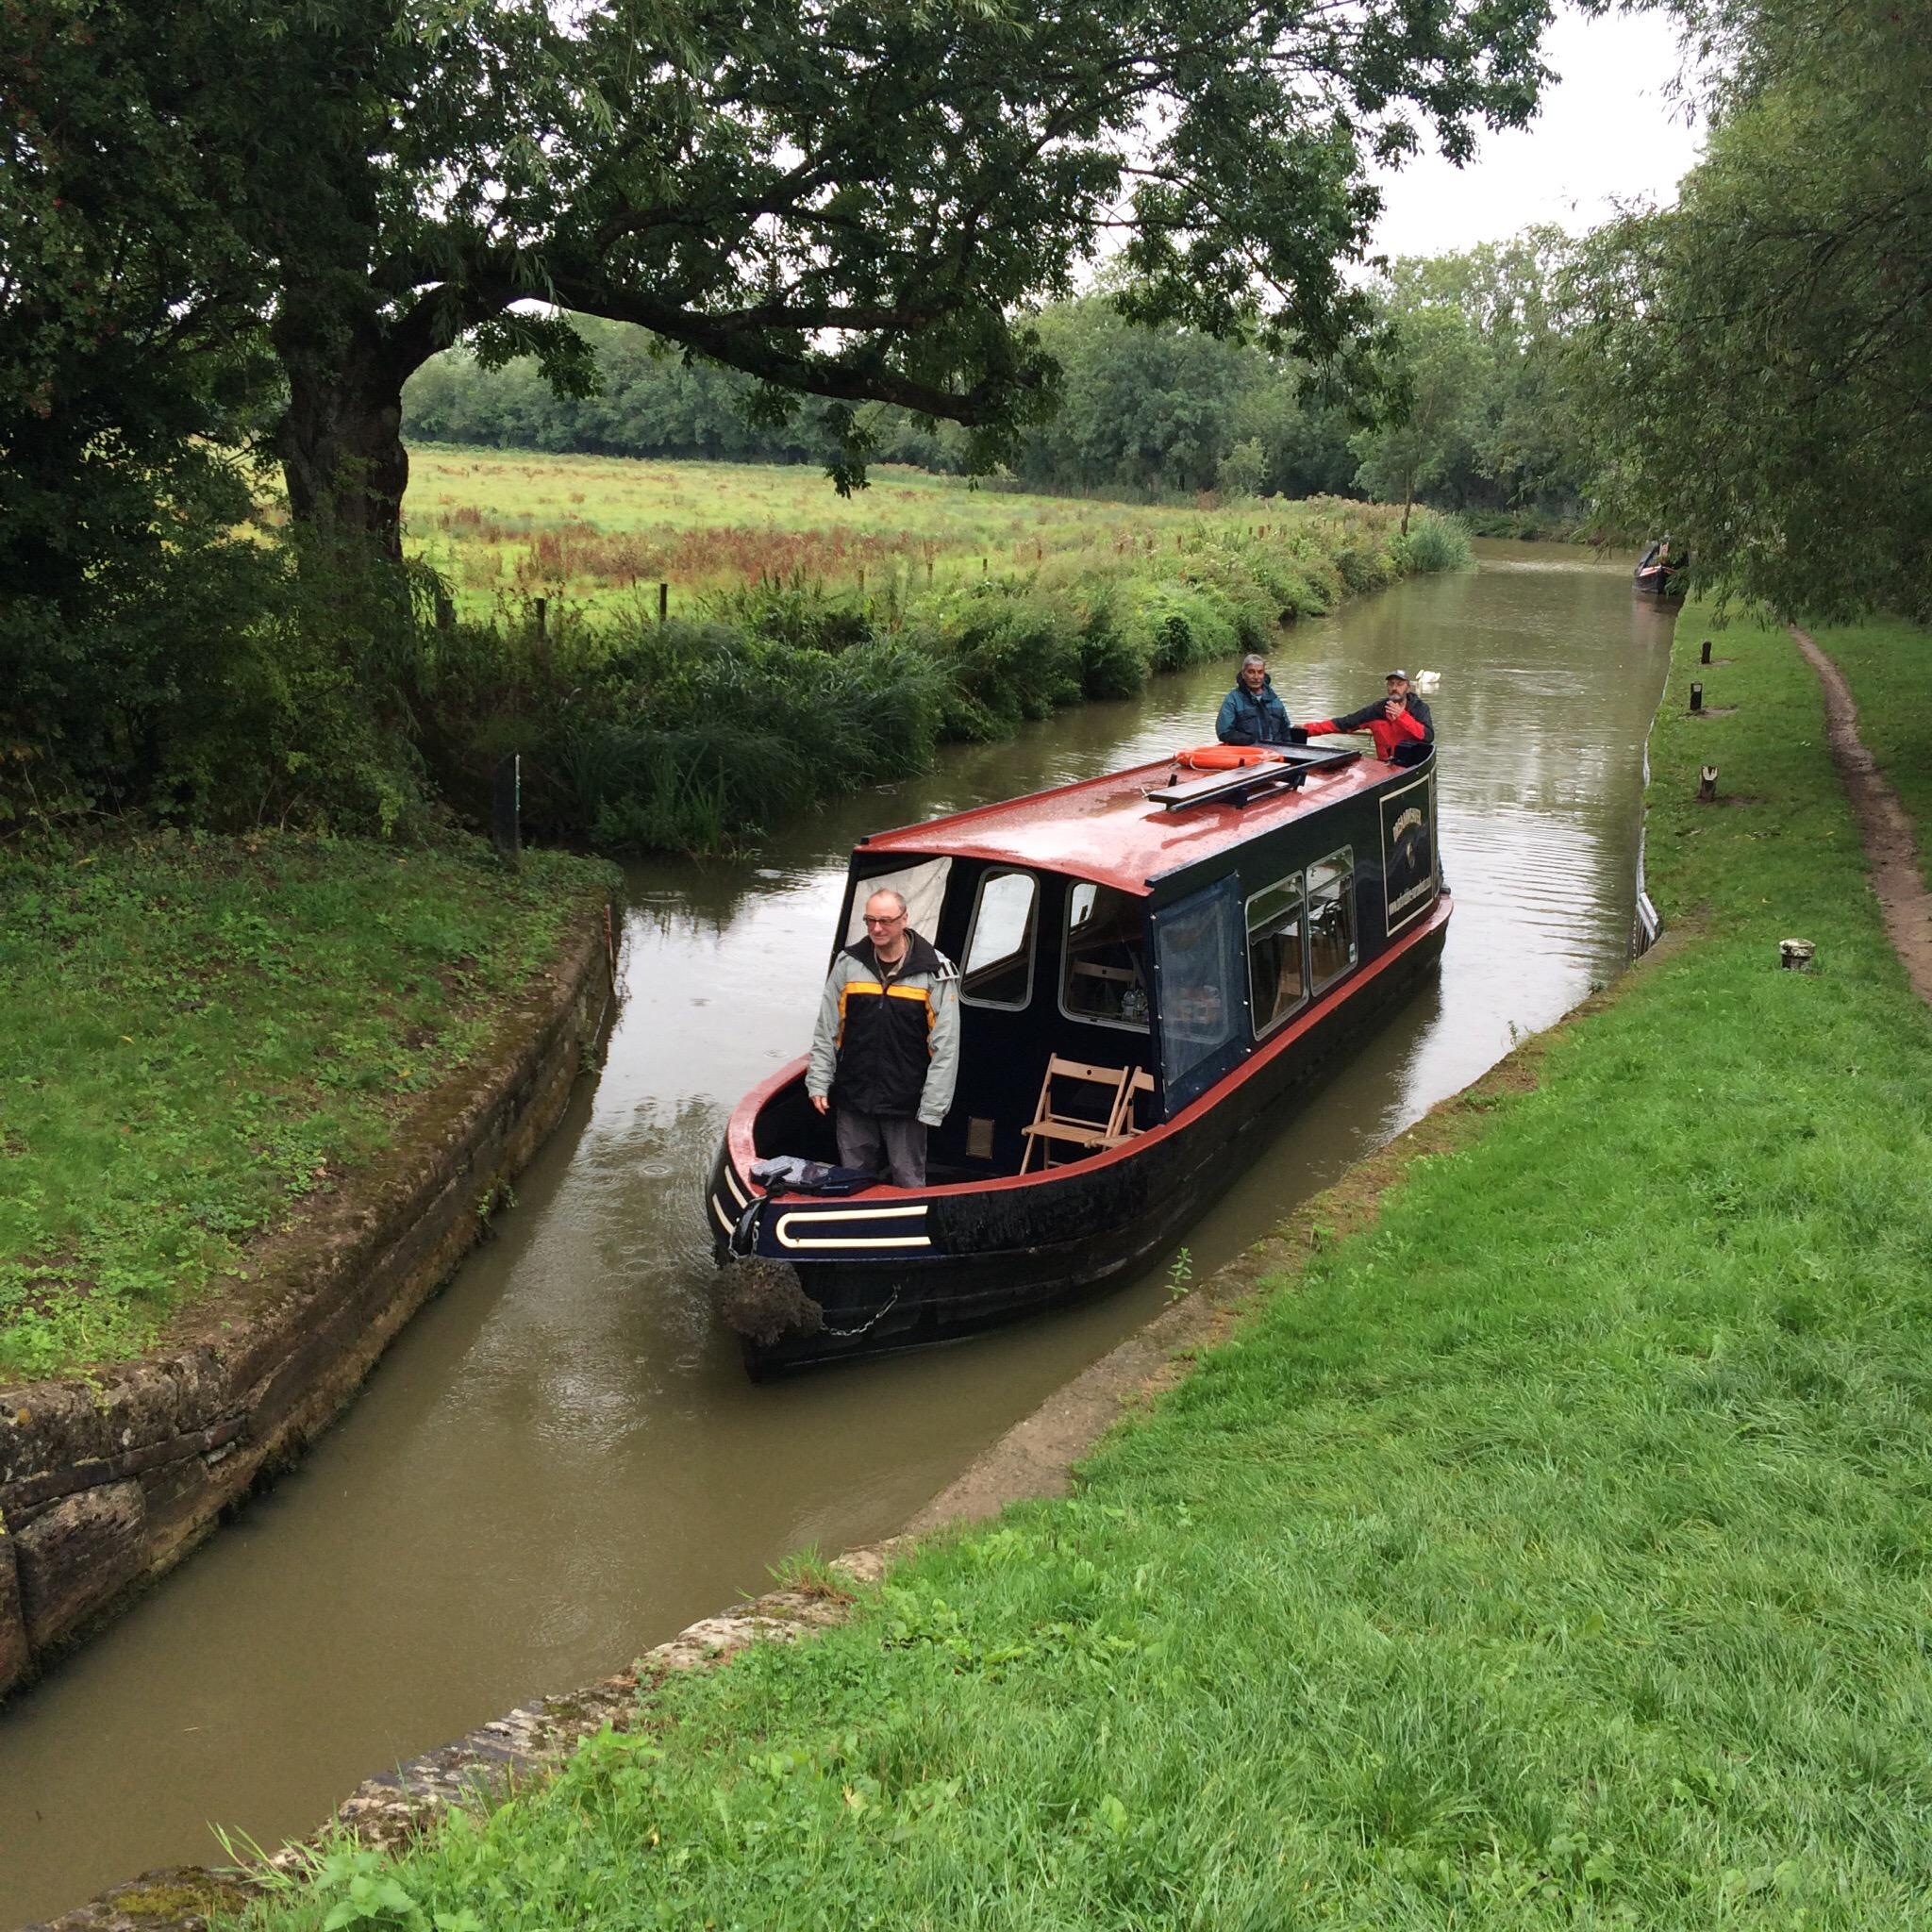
[1215,653,1293,745]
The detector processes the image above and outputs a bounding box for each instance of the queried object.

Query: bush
[1390,513,1475,575]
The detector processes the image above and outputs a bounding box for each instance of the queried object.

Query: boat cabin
[762,742,1442,1182]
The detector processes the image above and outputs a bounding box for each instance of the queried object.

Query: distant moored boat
[1633,537,1688,600]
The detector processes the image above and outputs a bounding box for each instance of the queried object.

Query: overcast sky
[1367,6,1706,263]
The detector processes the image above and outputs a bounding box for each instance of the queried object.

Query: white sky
[1367,6,1705,262]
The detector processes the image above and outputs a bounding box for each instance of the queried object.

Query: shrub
[1390,513,1475,575]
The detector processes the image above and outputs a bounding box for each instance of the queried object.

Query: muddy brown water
[0,542,1672,1925]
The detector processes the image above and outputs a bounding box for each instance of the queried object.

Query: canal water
[0,542,1672,1925]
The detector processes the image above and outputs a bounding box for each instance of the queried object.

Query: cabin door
[1149,875,1249,1111]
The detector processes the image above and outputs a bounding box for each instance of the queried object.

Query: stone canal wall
[0,905,618,1702]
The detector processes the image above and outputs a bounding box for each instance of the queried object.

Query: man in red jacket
[1295,669,1434,767]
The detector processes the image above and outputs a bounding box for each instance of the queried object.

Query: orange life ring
[1176,744,1286,772]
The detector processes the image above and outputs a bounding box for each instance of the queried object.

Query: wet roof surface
[861,752,1404,894]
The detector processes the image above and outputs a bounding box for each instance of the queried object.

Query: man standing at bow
[807,888,960,1189]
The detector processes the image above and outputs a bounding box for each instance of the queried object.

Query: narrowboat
[707,741,1451,1374]
[1632,538,1688,599]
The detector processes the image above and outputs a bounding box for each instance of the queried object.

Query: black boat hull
[708,901,1448,1374]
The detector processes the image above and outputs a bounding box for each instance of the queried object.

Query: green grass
[1787,617,1932,894]
[408,461,1471,853]
[400,450,1439,620]
[0,835,611,1378]
[237,607,1932,1927]
[237,614,1932,1924]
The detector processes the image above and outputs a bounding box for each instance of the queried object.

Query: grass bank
[1784,617,1932,893]
[406,461,1471,852]
[236,601,1932,1929]
[0,835,612,1378]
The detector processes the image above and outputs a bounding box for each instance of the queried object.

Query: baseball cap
[1385,668,1410,682]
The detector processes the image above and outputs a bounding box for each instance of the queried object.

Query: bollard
[491,753,522,870]
[1779,938,1815,971]
[658,581,669,624]
[1690,682,1703,712]
[1700,639,1712,665]
[1698,765,1718,803]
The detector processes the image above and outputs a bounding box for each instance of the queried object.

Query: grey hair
[1241,653,1267,672]
[863,887,908,916]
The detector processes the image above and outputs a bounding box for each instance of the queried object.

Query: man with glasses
[806,888,960,1188]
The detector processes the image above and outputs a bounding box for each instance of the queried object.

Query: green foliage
[1351,233,1596,528]
[1566,0,1932,620]
[32,0,1561,549]
[408,486,1463,854]
[1390,516,1475,575]
[0,834,608,1375]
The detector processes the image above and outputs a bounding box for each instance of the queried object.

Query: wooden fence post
[658,581,669,624]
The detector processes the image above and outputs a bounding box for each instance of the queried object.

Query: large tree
[1568,0,1932,619]
[16,0,1564,562]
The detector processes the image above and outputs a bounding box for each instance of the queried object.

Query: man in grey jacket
[807,888,960,1188]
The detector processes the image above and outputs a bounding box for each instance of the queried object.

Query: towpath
[1792,625,1932,1005]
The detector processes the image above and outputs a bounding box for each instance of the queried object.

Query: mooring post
[491,753,522,870]
[658,581,669,624]
[1700,638,1712,665]
[1779,938,1815,971]
[1698,764,1718,803]
[1690,682,1704,712]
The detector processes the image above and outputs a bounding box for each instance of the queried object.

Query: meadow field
[404,449,1317,618]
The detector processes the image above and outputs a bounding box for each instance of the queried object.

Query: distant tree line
[404,249,1597,531]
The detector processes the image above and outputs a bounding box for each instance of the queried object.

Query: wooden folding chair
[1115,1069,1156,1139]
[1018,1056,1133,1173]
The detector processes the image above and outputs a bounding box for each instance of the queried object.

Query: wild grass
[236,610,1932,1925]
[1787,617,1932,894]
[404,453,1253,615]
[404,456,1471,853]
[0,835,610,1376]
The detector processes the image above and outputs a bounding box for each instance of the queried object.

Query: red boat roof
[860,751,1406,895]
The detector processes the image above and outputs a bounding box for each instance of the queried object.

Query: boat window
[1307,847,1357,991]
[1060,881,1150,1031]
[1151,876,1246,1110]
[1246,876,1307,1038]
[959,868,1038,1008]
[843,857,952,946]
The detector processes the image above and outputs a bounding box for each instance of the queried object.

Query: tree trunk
[275,326,411,566]
[1401,479,1414,536]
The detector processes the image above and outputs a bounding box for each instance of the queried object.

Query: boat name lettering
[1392,807,1424,841]
[1388,875,1435,918]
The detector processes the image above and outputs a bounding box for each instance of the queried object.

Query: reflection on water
[0,542,1672,1926]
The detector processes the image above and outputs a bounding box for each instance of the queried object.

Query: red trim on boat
[724,892,1452,1204]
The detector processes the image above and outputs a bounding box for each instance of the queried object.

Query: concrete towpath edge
[0,896,621,1707]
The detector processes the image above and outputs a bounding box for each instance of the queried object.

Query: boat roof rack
[1143,746,1359,812]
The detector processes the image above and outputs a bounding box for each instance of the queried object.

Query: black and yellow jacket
[806,931,960,1125]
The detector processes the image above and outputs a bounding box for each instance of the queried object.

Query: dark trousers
[836,1108,927,1189]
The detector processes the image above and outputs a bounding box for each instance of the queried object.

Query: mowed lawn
[238,610,1932,1931]
[0,840,609,1377]
[404,450,1289,617]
